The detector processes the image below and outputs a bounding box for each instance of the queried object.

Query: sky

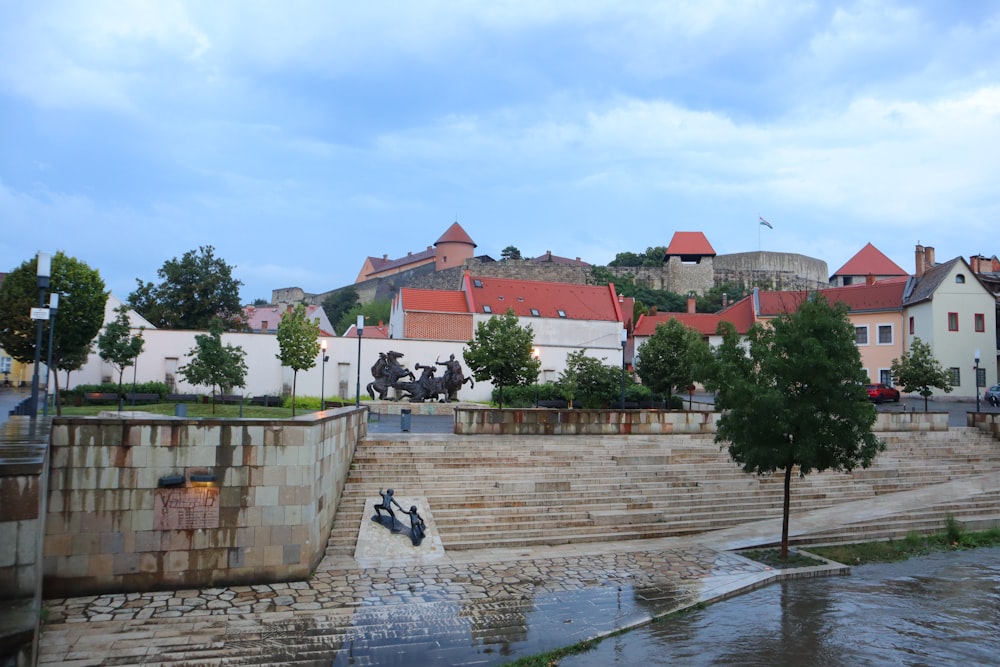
[2,1,999,304]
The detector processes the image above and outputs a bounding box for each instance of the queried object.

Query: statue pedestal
[354,496,445,566]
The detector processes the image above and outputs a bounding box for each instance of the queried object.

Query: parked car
[866,383,901,403]
[984,384,1000,407]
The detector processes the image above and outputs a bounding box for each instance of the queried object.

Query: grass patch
[808,521,1000,565]
[57,403,303,419]
[739,548,827,569]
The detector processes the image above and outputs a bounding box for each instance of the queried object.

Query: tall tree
[276,303,320,416]
[96,306,145,406]
[0,252,107,413]
[634,318,709,402]
[179,318,248,413]
[336,299,391,336]
[128,245,244,330]
[500,245,523,261]
[890,337,954,412]
[463,309,540,408]
[703,295,884,559]
[321,287,359,334]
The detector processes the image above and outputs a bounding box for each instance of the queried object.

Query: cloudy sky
[2,1,998,304]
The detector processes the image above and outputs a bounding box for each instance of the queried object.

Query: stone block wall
[0,473,44,598]
[43,408,366,597]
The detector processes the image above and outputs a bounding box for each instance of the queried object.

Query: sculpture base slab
[354,496,445,566]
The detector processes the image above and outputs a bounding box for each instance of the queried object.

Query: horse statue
[366,351,416,400]
[436,354,474,401]
[395,363,447,403]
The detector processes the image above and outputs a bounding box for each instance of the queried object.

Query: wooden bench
[250,395,283,407]
[166,393,199,402]
[124,393,160,404]
[83,392,120,404]
[217,394,245,405]
[323,399,348,409]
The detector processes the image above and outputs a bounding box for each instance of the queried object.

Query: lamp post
[320,339,328,410]
[29,252,51,419]
[620,328,628,410]
[355,315,364,407]
[975,349,981,413]
[532,347,540,407]
[43,292,59,417]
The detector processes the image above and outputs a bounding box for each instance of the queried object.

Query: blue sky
[2,1,998,303]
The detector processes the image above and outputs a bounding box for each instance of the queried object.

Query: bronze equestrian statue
[366,351,415,400]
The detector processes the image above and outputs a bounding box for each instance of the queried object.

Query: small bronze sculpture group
[367,351,473,402]
[372,488,426,546]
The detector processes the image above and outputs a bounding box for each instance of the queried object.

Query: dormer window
[483,305,492,313]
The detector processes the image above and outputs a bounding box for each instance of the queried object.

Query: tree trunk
[781,464,793,560]
[291,371,298,416]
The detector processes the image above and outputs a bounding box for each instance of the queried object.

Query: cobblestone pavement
[39,537,803,666]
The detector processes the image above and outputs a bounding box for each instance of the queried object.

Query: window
[877,325,893,345]
[977,367,986,388]
[975,313,985,332]
[557,309,567,318]
[482,305,492,314]
[530,308,540,317]
[949,367,961,386]
[947,312,959,331]
[855,326,869,345]
[909,316,914,335]
[261,320,268,331]
[956,274,966,284]
[473,279,483,288]
[879,369,893,385]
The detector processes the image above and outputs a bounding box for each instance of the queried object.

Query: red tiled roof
[435,222,476,247]
[343,322,390,338]
[364,247,435,274]
[757,280,907,317]
[530,251,591,267]
[718,297,756,333]
[831,243,907,278]
[397,288,470,314]
[634,313,724,337]
[464,275,623,322]
[666,232,716,257]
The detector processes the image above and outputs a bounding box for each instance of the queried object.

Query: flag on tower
[758,216,773,229]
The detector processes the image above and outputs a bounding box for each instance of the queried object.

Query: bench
[166,393,199,402]
[250,395,283,407]
[83,392,120,405]
[323,399,348,409]
[124,393,160,404]
[217,394,245,405]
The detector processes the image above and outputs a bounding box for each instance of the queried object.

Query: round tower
[434,221,477,271]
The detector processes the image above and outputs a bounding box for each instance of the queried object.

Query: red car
[866,383,901,403]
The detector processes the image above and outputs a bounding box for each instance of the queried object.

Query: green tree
[890,337,954,412]
[336,299,391,336]
[0,252,108,413]
[96,306,145,406]
[463,309,540,408]
[276,303,320,416]
[179,318,248,413]
[557,349,624,408]
[500,245,523,261]
[696,281,748,313]
[634,319,709,403]
[608,246,667,268]
[128,245,244,330]
[322,287,360,334]
[703,295,884,559]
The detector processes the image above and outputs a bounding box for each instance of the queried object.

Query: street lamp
[320,339,328,410]
[355,315,364,407]
[532,347,540,407]
[975,349,981,413]
[43,292,59,417]
[620,327,628,410]
[29,252,51,419]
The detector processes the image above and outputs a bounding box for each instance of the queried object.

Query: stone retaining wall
[455,408,949,435]
[43,407,366,597]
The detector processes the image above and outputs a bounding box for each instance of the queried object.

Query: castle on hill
[270,221,831,308]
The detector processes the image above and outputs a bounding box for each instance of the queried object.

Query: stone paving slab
[38,533,832,666]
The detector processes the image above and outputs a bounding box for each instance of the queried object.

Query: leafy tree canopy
[336,299,391,336]
[322,287,360,334]
[608,246,667,268]
[276,303,321,415]
[557,349,627,409]
[696,281,751,313]
[703,295,884,558]
[128,245,244,331]
[500,245,523,261]
[890,337,954,412]
[463,309,540,408]
[634,318,709,401]
[97,306,145,398]
[179,317,248,412]
[0,252,107,370]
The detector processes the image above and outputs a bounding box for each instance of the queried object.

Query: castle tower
[434,221,477,272]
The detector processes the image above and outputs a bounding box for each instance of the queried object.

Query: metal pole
[620,340,626,409]
[975,351,981,412]
[29,252,51,419]
[43,294,58,416]
[320,341,327,411]
[355,315,364,407]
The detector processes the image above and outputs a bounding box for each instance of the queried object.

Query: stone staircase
[325,428,1000,556]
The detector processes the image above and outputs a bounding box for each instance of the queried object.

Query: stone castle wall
[714,251,829,291]
[43,408,365,596]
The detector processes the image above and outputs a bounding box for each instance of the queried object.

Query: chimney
[925,246,935,267]
[915,244,925,278]
[971,256,981,273]
[722,292,729,308]
[687,295,697,314]
[382,254,388,260]
[866,273,876,286]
